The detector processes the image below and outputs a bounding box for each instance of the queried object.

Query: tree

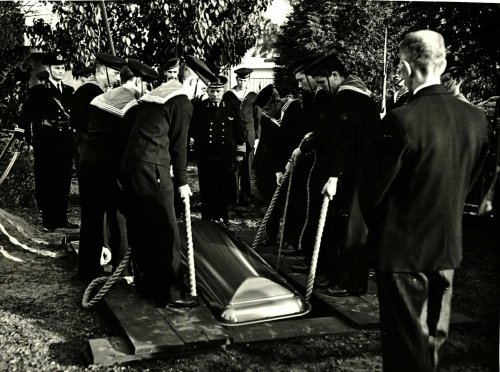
[25,0,272,74]
[0,2,30,130]
[274,0,499,103]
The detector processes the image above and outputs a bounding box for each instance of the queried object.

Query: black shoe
[168,296,199,308]
[260,235,277,247]
[315,277,331,290]
[279,244,297,256]
[42,226,56,233]
[325,285,349,297]
[291,261,310,273]
[61,222,79,229]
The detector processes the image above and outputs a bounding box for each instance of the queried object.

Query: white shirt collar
[413,82,439,95]
[48,77,62,89]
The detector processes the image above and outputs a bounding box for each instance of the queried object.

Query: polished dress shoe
[168,296,199,308]
[315,277,332,290]
[290,261,310,273]
[325,285,349,297]
[61,222,79,229]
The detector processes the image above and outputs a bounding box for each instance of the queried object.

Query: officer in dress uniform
[20,50,77,232]
[76,59,158,281]
[191,75,246,223]
[222,67,259,206]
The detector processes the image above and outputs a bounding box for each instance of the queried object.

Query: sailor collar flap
[91,87,138,118]
[265,98,295,127]
[139,80,188,105]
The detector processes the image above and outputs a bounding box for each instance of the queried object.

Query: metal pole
[99,0,116,56]
[381,27,388,118]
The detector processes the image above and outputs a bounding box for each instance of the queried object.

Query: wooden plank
[104,283,185,355]
[226,316,357,344]
[156,304,229,347]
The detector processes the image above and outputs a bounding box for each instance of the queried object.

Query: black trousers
[121,159,184,305]
[32,127,73,229]
[376,270,454,372]
[238,132,255,205]
[197,156,233,221]
[78,155,127,278]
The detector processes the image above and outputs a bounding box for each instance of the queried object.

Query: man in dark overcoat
[20,50,77,231]
[359,30,490,372]
[77,59,157,281]
[191,75,246,223]
[121,56,207,308]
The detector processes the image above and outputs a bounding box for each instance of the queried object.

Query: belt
[41,119,73,132]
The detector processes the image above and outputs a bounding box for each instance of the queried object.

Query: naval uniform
[223,88,259,205]
[77,87,138,279]
[121,80,192,306]
[191,99,245,221]
[70,81,104,173]
[20,79,75,229]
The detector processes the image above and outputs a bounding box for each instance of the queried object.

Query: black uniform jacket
[359,85,490,272]
[190,99,245,158]
[123,80,192,186]
[20,79,74,155]
[253,99,306,173]
[71,81,104,143]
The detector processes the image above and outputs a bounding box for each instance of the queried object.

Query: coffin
[179,220,310,326]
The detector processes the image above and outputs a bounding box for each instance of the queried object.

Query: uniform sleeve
[19,86,44,145]
[233,105,246,156]
[168,97,193,186]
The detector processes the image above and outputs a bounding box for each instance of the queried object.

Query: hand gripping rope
[276,161,295,271]
[82,195,198,308]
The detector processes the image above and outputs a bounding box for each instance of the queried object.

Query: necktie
[58,83,63,93]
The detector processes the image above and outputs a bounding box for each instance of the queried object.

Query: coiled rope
[82,195,197,308]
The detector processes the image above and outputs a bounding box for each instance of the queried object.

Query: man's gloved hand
[236,155,244,162]
[322,177,338,200]
[276,171,283,186]
[178,184,192,200]
[254,139,259,154]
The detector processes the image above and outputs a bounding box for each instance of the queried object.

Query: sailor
[20,50,78,232]
[121,56,207,308]
[162,57,181,81]
[77,59,157,282]
[71,52,126,172]
[223,67,259,206]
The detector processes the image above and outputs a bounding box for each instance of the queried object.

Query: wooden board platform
[89,281,357,365]
[257,251,477,328]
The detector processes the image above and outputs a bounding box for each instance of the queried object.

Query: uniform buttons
[209,140,212,143]
[222,128,225,131]
[210,128,212,131]
[209,134,212,137]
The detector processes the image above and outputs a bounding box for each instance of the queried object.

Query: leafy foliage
[0,2,30,131]
[26,0,272,73]
[274,0,499,103]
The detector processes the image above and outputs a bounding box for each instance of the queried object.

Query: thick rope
[298,152,318,252]
[251,167,291,250]
[305,195,330,301]
[184,196,197,297]
[276,162,294,271]
[82,247,131,309]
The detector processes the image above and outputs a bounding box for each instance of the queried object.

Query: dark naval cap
[41,50,67,66]
[127,59,159,82]
[162,57,180,71]
[73,65,95,78]
[303,52,345,76]
[234,67,253,79]
[208,75,228,89]
[253,84,274,108]
[96,52,127,70]
[185,55,215,86]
